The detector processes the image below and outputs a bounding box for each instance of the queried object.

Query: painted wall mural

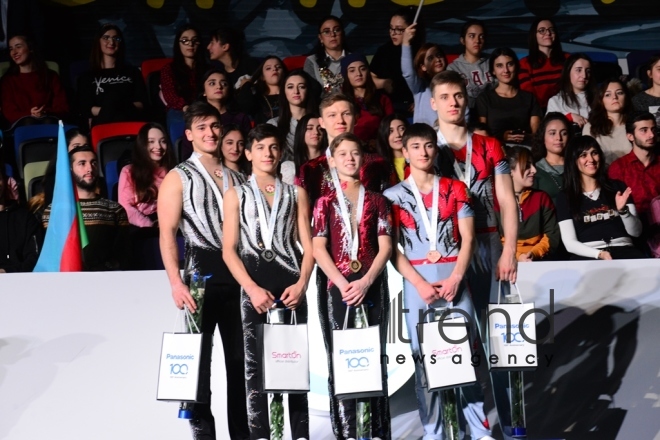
[40,0,660,69]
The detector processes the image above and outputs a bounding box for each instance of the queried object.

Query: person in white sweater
[546,53,593,127]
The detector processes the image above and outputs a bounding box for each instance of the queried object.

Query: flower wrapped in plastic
[270,392,284,439]
[441,388,460,440]
[510,371,527,437]
[187,270,211,333]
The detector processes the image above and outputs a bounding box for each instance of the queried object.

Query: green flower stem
[510,371,526,429]
[441,388,460,440]
[354,306,372,439]
[270,393,284,440]
[187,271,208,333]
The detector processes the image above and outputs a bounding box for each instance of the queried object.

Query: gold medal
[349,259,362,273]
[426,250,441,263]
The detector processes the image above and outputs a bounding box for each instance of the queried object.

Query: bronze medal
[426,250,441,263]
[349,259,362,273]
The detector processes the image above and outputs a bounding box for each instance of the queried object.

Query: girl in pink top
[118,123,175,227]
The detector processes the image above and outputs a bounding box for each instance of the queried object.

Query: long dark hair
[171,25,207,104]
[587,78,631,137]
[311,15,350,69]
[248,55,286,97]
[531,112,571,162]
[489,47,520,87]
[89,23,125,71]
[341,61,383,118]
[199,68,238,111]
[277,70,318,140]
[645,54,660,87]
[376,113,409,167]
[293,113,320,176]
[219,123,249,174]
[563,135,616,221]
[559,53,593,113]
[527,17,564,70]
[505,145,534,180]
[130,122,175,204]
[6,35,51,99]
[414,43,446,82]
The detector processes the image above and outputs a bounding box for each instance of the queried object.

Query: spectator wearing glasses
[518,18,569,109]
[304,15,349,94]
[448,19,493,113]
[369,7,423,116]
[78,24,147,127]
[161,25,208,119]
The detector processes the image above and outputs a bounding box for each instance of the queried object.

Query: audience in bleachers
[304,15,348,94]
[547,53,593,128]
[476,47,542,146]
[78,24,147,127]
[375,113,408,183]
[583,78,632,165]
[556,135,644,260]
[43,146,130,270]
[160,25,207,121]
[0,165,41,273]
[118,122,175,227]
[267,69,318,161]
[447,19,493,112]
[201,68,251,135]
[401,24,447,127]
[238,56,285,124]
[519,17,568,110]
[369,7,422,116]
[0,35,68,126]
[499,145,560,261]
[532,112,572,202]
[632,54,660,122]
[341,53,394,145]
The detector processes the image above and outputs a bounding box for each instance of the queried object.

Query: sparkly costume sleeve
[375,194,393,237]
[312,195,330,238]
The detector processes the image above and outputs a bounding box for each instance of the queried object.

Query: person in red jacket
[518,18,569,109]
[0,35,68,125]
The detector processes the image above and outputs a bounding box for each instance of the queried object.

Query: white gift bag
[488,282,538,370]
[258,310,310,393]
[156,306,209,402]
[332,305,384,400]
[417,304,477,392]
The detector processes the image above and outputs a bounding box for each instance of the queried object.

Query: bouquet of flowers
[510,371,527,437]
[187,270,210,333]
[441,389,460,440]
[270,392,284,439]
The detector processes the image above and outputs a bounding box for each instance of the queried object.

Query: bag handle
[342,304,368,330]
[172,305,201,333]
[497,281,523,305]
[426,301,454,323]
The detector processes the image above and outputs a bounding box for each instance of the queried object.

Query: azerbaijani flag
[34,121,88,272]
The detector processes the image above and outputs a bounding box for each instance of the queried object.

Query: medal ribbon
[437,130,473,189]
[330,167,365,262]
[407,175,439,252]
[249,175,282,253]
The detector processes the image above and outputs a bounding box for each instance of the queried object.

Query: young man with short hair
[385,123,493,440]
[43,146,130,271]
[158,101,249,439]
[430,70,518,439]
[223,123,314,440]
[608,111,660,219]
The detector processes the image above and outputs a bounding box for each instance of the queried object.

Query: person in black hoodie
[0,165,41,272]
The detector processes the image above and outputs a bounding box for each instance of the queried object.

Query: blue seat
[583,51,619,65]
[105,160,119,202]
[14,124,75,179]
[4,163,12,178]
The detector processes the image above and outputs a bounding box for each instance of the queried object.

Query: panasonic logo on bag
[339,348,375,355]
[494,323,529,329]
[166,354,195,360]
